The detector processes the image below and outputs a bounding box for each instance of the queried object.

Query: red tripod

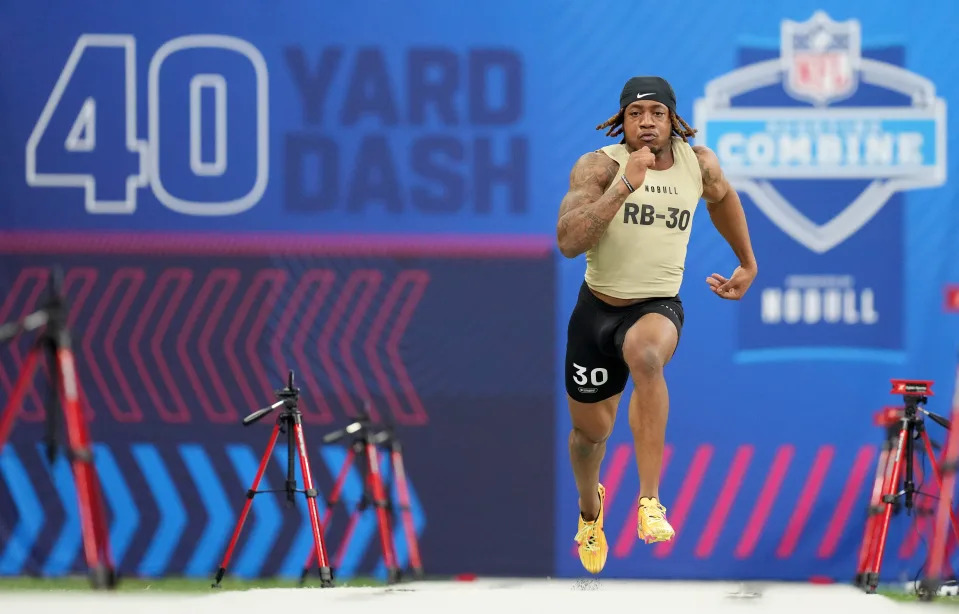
[0,267,115,588]
[212,370,333,588]
[372,425,424,580]
[919,354,959,600]
[300,416,423,584]
[855,406,902,588]
[857,380,959,594]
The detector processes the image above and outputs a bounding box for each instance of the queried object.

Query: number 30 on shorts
[572,363,608,386]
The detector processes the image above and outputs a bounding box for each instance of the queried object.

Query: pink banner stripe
[817,445,876,559]
[654,444,714,558]
[694,444,754,559]
[776,445,835,558]
[0,231,553,258]
[735,445,794,559]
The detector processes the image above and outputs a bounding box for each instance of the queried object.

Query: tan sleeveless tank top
[584,137,704,299]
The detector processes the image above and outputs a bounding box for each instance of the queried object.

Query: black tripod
[0,266,116,588]
[212,370,333,588]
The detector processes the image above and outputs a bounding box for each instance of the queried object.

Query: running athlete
[556,76,758,574]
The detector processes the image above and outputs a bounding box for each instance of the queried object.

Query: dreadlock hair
[595,109,698,142]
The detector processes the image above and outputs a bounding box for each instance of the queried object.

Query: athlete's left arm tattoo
[693,145,757,270]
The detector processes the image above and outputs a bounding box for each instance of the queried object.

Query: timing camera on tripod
[0,266,116,589]
[856,379,959,594]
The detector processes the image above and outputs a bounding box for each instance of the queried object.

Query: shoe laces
[640,498,668,524]
[575,521,600,552]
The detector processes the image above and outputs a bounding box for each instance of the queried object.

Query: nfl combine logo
[694,11,947,360]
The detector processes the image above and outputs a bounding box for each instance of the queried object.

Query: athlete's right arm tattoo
[556,152,629,258]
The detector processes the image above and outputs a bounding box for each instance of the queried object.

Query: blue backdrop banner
[1,0,959,585]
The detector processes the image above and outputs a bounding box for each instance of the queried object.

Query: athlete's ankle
[579,491,602,521]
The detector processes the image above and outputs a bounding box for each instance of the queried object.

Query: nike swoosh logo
[636,92,655,99]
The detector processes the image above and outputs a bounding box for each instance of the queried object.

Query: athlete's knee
[570,425,611,458]
[570,408,615,450]
[572,423,612,446]
[624,341,665,379]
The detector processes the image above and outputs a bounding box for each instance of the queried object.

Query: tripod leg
[332,504,362,575]
[57,347,116,588]
[924,357,959,597]
[866,422,909,593]
[292,420,334,588]
[212,419,282,588]
[391,444,423,578]
[44,339,61,463]
[365,441,399,583]
[926,466,957,598]
[863,430,900,581]
[324,447,355,530]
[0,345,43,451]
[857,440,893,586]
[330,449,369,581]
[85,463,115,587]
[905,424,916,510]
[870,440,899,568]
[920,431,959,544]
[301,447,353,583]
[57,348,112,574]
[286,417,297,507]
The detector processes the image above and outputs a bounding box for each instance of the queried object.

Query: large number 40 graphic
[25,34,269,216]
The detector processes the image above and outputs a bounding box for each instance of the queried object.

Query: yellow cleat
[574,484,608,574]
[637,496,675,544]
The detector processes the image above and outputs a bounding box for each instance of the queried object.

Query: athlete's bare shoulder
[570,150,620,190]
[691,145,729,204]
[558,150,619,218]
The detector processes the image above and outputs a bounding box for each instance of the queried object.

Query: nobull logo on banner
[694,11,948,360]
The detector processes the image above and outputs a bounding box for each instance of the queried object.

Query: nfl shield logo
[781,11,861,105]
[693,10,947,360]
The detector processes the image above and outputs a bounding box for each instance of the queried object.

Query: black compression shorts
[564,281,684,403]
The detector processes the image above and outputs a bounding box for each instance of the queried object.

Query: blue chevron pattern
[132,444,186,577]
[225,444,282,579]
[0,446,44,574]
[37,444,79,575]
[180,444,233,577]
[93,444,139,567]
[0,440,426,579]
